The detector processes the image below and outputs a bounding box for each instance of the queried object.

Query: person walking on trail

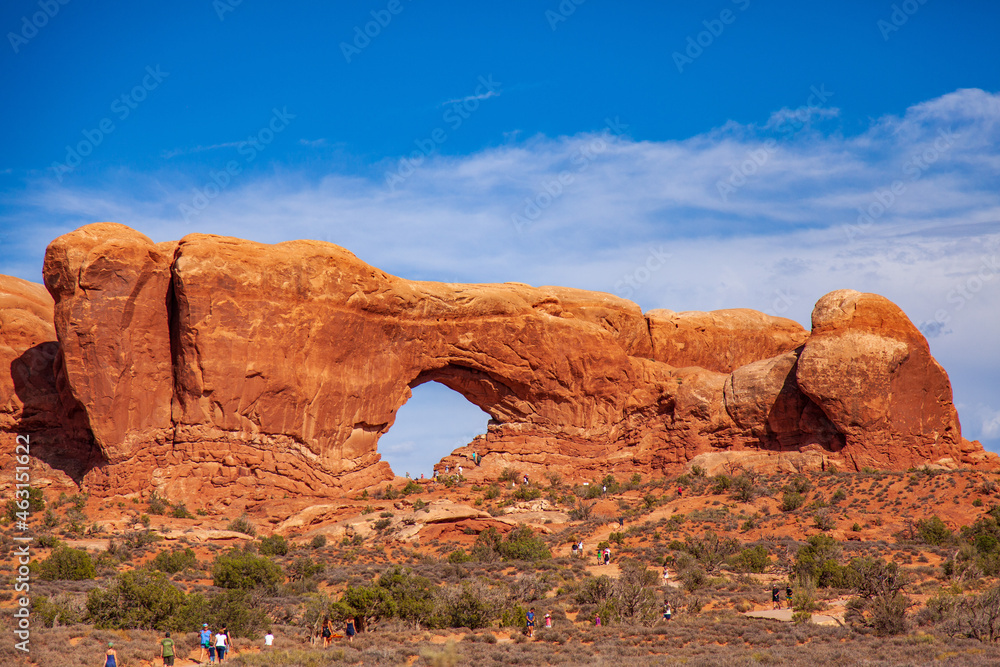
[603,547,611,565]
[772,586,781,610]
[618,517,624,528]
[264,629,274,648]
[594,614,601,627]
[199,624,212,663]
[346,618,356,642]
[578,541,584,558]
[103,642,119,667]
[545,611,552,628]
[571,542,578,558]
[215,626,229,663]
[160,631,175,666]
[663,602,672,622]
[786,584,793,609]
[322,619,333,648]
[526,607,536,637]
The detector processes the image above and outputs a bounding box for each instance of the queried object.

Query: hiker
[595,614,601,627]
[526,607,536,637]
[264,629,274,648]
[571,542,578,557]
[663,602,672,622]
[618,517,624,528]
[200,624,213,663]
[786,584,793,609]
[602,485,607,494]
[103,642,118,667]
[772,586,781,610]
[160,631,175,666]
[603,547,611,565]
[545,611,552,628]
[405,472,410,479]
[458,465,463,475]
[578,541,584,558]
[523,474,529,485]
[663,565,670,582]
[346,618,356,642]
[322,619,333,647]
[215,626,230,662]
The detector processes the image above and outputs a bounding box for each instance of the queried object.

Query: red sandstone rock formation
[0,222,991,504]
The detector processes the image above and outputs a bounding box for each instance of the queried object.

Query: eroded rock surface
[0,223,989,504]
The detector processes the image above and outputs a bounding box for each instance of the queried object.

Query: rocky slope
[0,223,992,502]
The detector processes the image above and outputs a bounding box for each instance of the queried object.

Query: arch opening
[377,380,492,479]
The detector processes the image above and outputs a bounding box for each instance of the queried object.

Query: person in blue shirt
[200,625,213,663]
[526,608,536,637]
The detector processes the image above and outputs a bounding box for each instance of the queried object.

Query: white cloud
[3,87,1000,456]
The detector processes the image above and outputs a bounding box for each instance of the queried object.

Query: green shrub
[447,548,473,563]
[730,545,769,573]
[34,593,84,627]
[916,515,952,546]
[259,534,289,556]
[781,491,806,512]
[170,502,193,519]
[711,475,732,493]
[514,485,542,501]
[212,548,283,592]
[151,548,197,574]
[311,534,327,549]
[499,467,520,483]
[401,480,422,496]
[86,569,185,630]
[38,546,95,581]
[227,514,257,537]
[286,556,324,582]
[146,491,167,516]
[6,486,45,521]
[472,525,551,562]
[788,476,812,494]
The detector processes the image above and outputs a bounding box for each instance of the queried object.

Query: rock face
[0,275,99,491]
[0,223,991,504]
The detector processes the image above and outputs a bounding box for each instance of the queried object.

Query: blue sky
[2,1,999,476]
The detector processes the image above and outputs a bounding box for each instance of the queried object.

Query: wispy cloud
[441,89,500,107]
[160,142,244,159]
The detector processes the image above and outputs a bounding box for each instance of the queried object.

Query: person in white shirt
[264,630,274,647]
[215,627,229,662]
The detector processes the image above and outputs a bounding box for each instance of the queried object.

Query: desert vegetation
[6,468,1000,665]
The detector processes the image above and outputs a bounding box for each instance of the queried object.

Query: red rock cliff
[0,223,988,502]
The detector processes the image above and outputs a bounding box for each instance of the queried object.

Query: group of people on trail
[320,617,356,646]
[772,584,793,609]
[199,624,231,663]
[102,624,259,666]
